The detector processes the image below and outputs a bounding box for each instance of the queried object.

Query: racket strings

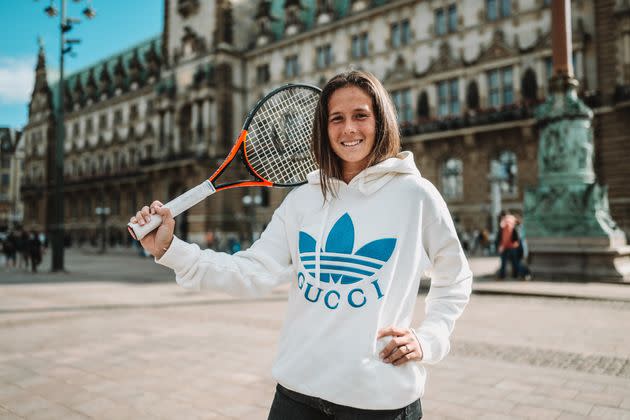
[248,91,314,182]
[246,87,319,185]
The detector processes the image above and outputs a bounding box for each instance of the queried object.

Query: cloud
[0,56,36,105]
[0,56,60,105]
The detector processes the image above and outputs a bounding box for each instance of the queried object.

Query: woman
[131,70,472,419]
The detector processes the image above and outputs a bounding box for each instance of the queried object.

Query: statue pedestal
[523,76,630,283]
[525,182,630,282]
[527,237,630,282]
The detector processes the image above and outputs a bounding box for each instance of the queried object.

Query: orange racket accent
[219,181,272,191]
[209,130,247,183]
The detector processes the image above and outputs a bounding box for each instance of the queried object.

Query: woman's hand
[377,326,423,366]
[130,200,175,259]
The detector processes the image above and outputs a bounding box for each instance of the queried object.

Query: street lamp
[36,0,96,271]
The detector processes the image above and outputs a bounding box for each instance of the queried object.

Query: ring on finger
[401,344,408,354]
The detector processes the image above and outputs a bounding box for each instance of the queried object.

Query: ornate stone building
[0,128,23,231]
[21,0,630,249]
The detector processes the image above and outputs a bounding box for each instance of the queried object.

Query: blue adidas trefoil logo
[296,213,397,310]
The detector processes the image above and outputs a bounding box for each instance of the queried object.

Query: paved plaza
[1,249,629,419]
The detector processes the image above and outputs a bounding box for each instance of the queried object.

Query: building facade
[21,0,630,249]
[0,128,24,232]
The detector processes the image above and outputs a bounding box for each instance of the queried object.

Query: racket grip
[127,180,216,240]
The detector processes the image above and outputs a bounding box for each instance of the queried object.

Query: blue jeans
[499,248,520,279]
[268,384,422,420]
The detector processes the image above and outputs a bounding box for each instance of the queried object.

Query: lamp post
[37,0,96,271]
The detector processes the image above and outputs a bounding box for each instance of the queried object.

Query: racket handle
[127,180,216,240]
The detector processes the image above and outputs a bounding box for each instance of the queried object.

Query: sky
[0,0,163,130]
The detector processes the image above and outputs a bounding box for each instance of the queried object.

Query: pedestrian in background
[131,70,472,419]
[496,211,521,279]
[28,231,42,273]
[3,232,17,268]
[17,230,30,270]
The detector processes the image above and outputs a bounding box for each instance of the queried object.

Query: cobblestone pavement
[1,250,629,419]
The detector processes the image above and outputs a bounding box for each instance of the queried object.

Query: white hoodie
[157,151,472,409]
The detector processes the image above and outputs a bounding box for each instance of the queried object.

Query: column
[551,0,573,78]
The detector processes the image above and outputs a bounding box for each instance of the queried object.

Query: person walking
[496,211,521,279]
[3,231,17,268]
[28,231,42,273]
[131,70,472,419]
[17,230,30,270]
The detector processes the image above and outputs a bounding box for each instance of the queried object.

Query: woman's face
[327,86,376,181]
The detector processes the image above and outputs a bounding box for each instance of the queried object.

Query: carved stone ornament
[177,0,200,18]
[384,54,415,83]
[475,29,516,64]
[424,42,461,74]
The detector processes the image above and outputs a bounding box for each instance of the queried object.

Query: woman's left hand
[377,326,423,366]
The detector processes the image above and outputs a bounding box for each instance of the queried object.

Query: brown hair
[312,70,401,199]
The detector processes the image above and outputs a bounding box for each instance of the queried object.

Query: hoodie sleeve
[413,185,473,365]
[155,194,294,297]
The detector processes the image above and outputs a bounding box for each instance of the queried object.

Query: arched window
[491,151,518,195]
[466,80,480,111]
[441,158,463,200]
[521,67,538,103]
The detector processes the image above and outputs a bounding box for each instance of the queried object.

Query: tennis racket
[127,83,321,240]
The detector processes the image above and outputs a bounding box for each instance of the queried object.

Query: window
[448,5,457,33]
[284,55,299,78]
[71,200,78,218]
[487,0,497,20]
[491,151,518,195]
[114,109,123,124]
[500,0,511,18]
[351,32,369,58]
[441,158,463,200]
[1,157,10,169]
[83,196,91,217]
[316,44,333,69]
[1,174,8,186]
[73,123,79,137]
[487,0,511,21]
[435,9,446,36]
[111,192,120,215]
[502,67,513,105]
[99,113,108,130]
[130,104,139,120]
[487,67,513,108]
[256,64,270,84]
[391,89,413,124]
[86,117,94,134]
[437,79,460,116]
[391,19,411,48]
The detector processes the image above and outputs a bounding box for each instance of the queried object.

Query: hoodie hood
[306,151,420,196]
